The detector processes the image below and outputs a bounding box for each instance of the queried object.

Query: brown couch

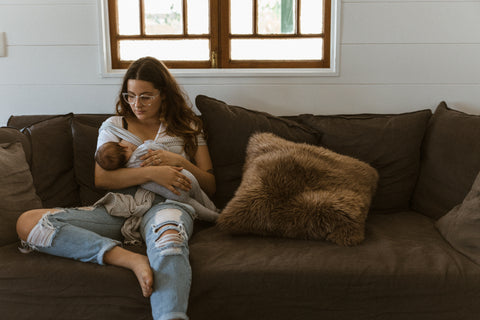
[1,95,480,320]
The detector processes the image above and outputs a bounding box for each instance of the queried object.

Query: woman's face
[126,79,162,121]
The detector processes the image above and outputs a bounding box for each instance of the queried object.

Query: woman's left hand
[140,149,183,167]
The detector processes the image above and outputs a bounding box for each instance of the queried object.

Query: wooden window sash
[108,0,330,69]
[219,0,330,69]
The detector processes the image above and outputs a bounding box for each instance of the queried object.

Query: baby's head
[95,141,134,170]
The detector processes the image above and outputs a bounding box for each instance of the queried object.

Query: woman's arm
[95,163,150,190]
[182,145,216,197]
[94,163,192,196]
[139,145,216,197]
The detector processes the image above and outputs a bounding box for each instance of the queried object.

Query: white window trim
[97,0,341,79]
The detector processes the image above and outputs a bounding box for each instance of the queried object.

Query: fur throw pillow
[217,133,379,246]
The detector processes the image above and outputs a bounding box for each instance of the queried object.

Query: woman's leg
[17,206,123,263]
[140,200,195,320]
[16,206,153,297]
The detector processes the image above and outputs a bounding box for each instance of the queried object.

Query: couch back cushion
[195,95,322,209]
[0,128,42,245]
[0,126,31,164]
[72,115,111,205]
[0,139,42,245]
[412,102,480,219]
[297,109,432,214]
[9,114,80,208]
[8,113,117,207]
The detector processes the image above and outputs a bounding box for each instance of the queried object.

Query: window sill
[99,67,339,79]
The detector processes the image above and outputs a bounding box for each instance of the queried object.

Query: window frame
[219,0,331,69]
[97,0,341,77]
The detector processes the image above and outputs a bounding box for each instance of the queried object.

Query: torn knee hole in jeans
[19,209,63,253]
[153,223,188,256]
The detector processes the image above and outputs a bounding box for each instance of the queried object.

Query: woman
[16,57,216,320]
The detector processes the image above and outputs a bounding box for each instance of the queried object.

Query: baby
[95,140,218,222]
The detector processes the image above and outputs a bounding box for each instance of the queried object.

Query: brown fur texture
[217,133,379,246]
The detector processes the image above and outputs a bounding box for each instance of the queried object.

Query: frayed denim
[21,197,195,320]
[140,200,194,320]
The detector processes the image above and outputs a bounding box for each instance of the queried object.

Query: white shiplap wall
[0,0,479,126]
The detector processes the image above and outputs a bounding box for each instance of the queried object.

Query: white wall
[1,0,479,126]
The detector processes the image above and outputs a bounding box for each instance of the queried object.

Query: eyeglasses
[122,92,160,106]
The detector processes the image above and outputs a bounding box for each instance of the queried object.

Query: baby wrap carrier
[95,122,219,244]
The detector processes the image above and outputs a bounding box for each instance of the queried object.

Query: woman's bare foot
[131,254,154,298]
[104,246,154,298]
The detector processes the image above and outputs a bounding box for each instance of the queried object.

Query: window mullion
[139,0,145,36]
[210,0,219,68]
[217,0,229,68]
[253,0,258,35]
[296,0,301,34]
[183,0,188,35]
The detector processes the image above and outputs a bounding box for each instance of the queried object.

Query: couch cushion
[7,114,62,130]
[189,211,480,320]
[0,126,31,164]
[218,133,378,246]
[436,170,480,265]
[21,114,80,208]
[412,102,480,219]
[0,141,42,245]
[0,243,151,319]
[72,115,110,206]
[195,95,322,209]
[297,109,431,214]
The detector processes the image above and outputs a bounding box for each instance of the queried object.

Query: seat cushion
[0,243,151,320]
[189,211,480,320]
[412,102,480,219]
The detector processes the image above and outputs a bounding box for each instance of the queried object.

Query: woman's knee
[16,208,57,241]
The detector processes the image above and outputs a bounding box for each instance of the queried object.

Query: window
[104,0,333,70]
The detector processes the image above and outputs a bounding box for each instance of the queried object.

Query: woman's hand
[140,149,184,167]
[151,166,192,196]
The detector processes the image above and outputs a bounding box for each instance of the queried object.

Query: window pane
[281,0,295,33]
[258,0,295,34]
[119,40,210,61]
[187,0,209,34]
[300,0,323,34]
[230,0,253,35]
[231,38,323,60]
[144,0,183,35]
[118,0,140,35]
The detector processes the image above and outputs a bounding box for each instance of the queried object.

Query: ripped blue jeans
[21,198,195,320]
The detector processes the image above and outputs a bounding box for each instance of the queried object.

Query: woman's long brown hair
[115,57,203,160]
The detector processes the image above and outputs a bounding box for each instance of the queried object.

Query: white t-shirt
[96,116,207,160]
